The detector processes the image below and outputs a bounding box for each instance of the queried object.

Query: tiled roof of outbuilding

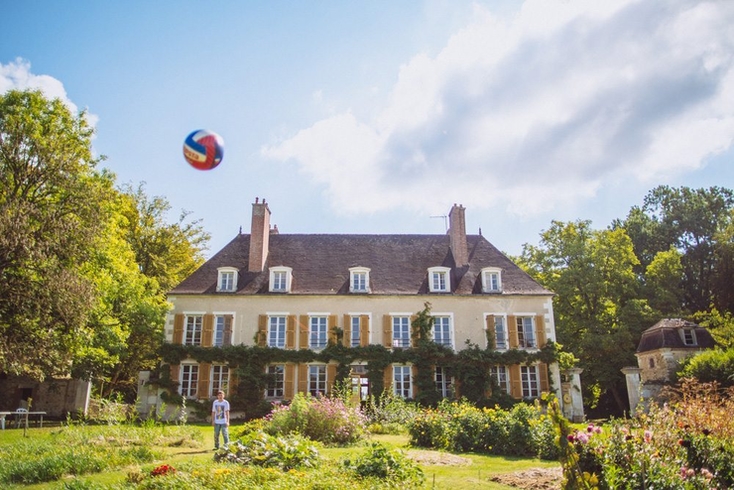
[636,318,716,353]
[170,233,552,296]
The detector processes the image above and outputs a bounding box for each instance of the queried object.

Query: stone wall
[0,375,90,418]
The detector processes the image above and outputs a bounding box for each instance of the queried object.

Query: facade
[143,199,563,417]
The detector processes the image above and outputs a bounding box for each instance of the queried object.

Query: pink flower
[644,430,653,442]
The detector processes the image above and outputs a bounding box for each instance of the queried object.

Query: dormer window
[682,328,697,346]
[217,267,238,292]
[428,267,451,293]
[349,267,371,293]
[269,266,292,293]
[481,267,502,293]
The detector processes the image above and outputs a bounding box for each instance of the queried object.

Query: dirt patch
[489,467,563,490]
[406,449,472,466]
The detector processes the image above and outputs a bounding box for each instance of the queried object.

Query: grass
[0,423,559,489]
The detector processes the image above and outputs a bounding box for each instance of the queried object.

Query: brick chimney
[248,197,271,272]
[448,203,468,267]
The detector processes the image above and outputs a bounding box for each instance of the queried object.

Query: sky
[2,0,734,258]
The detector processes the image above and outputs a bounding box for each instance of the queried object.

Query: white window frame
[488,314,508,350]
[180,363,199,398]
[350,315,361,347]
[392,315,411,349]
[309,315,328,350]
[349,267,370,293]
[681,328,697,346]
[490,365,510,394]
[265,364,285,398]
[216,267,238,292]
[308,364,327,397]
[211,365,229,397]
[213,313,234,347]
[517,316,537,349]
[432,314,454,349]
[521,365,540,398]
[268,315,287,348]
[393,365,413,398]
[481,267,502,293]
[428,266,451,293]
[269,266,293,293]
[184,314,203,346]
[435,366,452,398]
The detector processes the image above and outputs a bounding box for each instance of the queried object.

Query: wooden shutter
[509,365,522,399]
[384,365,393,393]
[228,369,238,394]
[299,315,309,350]
[508,315,519,349]
[258,315,268,347]
[328,315,338,345]
[343,314,351,347]
[411,365,419,397]
[173,314,184,344]
[286,315,297,349]
[327,364,337,395]
[223,315,233,346]
[298,364,309,394]
[198,363,211,399]
[169,364,180,386]
[539,363,550,392]
[410,315,417,347]
[202,314,214,347]
[284,363,296,399]
[535,315,546,348]
[486,315,496,349]
[383,315,392,348]
[360,315,370,347]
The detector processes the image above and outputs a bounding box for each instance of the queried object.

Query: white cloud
[1,58,98,127]
[263,0,734,217]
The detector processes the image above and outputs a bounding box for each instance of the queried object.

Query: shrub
[678,348,734,387]
[214,431,321,471]
[343,442,425,488]
[364,389,421,427]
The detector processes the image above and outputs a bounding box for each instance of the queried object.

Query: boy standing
[211,390,230,450]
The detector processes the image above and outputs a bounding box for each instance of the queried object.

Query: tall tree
[0,89,112,379]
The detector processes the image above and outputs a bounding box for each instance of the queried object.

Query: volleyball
[183,129,224,170]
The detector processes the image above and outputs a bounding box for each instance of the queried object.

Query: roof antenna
[430,215,448,233]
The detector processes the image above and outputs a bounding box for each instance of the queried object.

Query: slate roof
[636,318,717,354]
[170,233,552,296]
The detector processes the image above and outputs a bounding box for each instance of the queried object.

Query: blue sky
[2,1,734,258]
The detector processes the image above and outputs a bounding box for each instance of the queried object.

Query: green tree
[0,89,112,379]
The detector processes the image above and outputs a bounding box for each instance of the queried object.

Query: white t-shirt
[212,399,230,424]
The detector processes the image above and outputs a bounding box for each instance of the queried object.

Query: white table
[0,411,46,430]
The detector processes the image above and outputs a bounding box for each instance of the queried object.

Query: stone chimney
[448,203,468,267]
[248,197,271,272]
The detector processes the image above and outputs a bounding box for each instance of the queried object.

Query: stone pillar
[622,367,642,415]
[562,368,585,422]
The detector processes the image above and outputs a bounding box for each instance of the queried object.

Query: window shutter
[535,315,546,348]
[202,314,214,347]
[360,315,370,347]
[223,315,233,346]
[327,363,337,395]
[258,315,267,347]
[173,314,184,344]
[228,369,238,394]
[507,315,518,349]
[509,365,522,399]
[284,363,296,399]
[286,315,297,349]
[410,315,417,347]
[539,363,549,392]
[485,315,496,349]
[384,365,393,393]
[299,316,309,349]
[343,314,350,347]
[411,365,419,397]
[170,364,180,387]
[298,364,309,394]
[383,315,392,348]
[328,315,338,345]
[198,363,211,399]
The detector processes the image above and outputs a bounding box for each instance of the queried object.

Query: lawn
[0,423,560,489]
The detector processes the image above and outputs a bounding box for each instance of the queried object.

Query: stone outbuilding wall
[0,375,91,418]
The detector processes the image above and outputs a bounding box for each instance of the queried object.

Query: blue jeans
[214,423,229,448]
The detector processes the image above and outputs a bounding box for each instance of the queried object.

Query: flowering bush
[265,393,367,445]
[150,464,176,477]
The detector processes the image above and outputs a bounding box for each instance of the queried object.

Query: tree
[0,89,112,379]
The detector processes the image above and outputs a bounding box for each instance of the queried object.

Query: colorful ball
[183,129,224,170]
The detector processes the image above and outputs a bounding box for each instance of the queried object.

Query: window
[265,365,285,398]
[493,316,508,349]
[490,366,509,394]
[682,329,697,346]
[184,315,202,346]
[392,316,411,348]
[211,365,229,397]
[649,358,655,368]
[308,365,327,396]
[214,315,232,347]
[435,367,452,398]
[309,316,328,349]
[269,266,292,292]
[482,268,502,292]
[217,267,238,292]
[521,365,540,398]
[517,317,536,348]
[433,316,453,348]
[350,316,361,347]
[349,267,370,293]
[180,364,199,398]
[393,365,412,398]
[268,316,286,348]
[428,267,451,293]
